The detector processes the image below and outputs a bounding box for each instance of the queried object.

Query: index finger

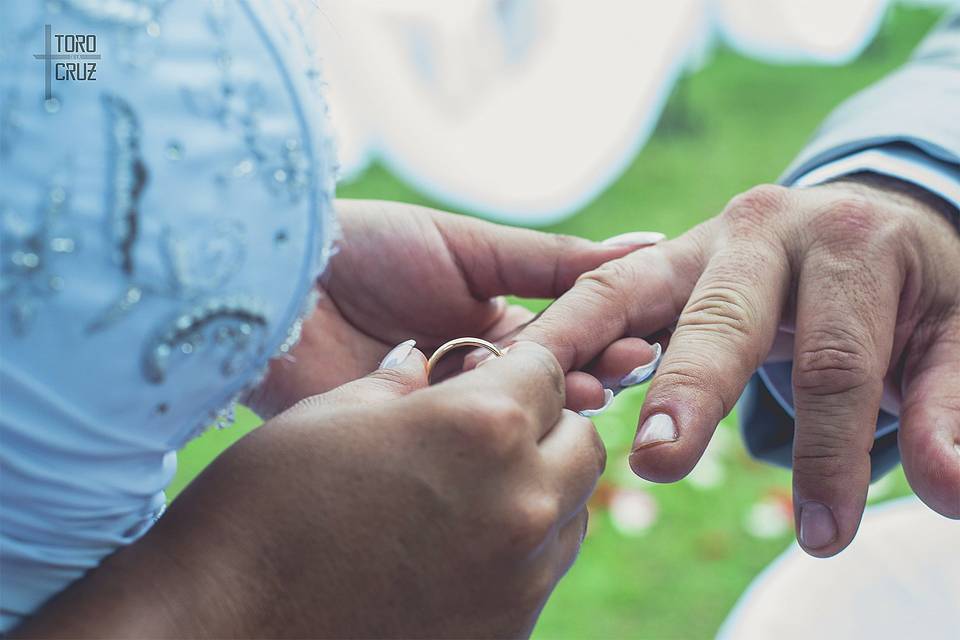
[508,229,708,372]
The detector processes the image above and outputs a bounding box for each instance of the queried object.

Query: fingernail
[602,231,666,247]
[619,343,662,387]
[580,388,614,417]
[632,413,678,450]
[379,339,416,369]
[798,501,838,550]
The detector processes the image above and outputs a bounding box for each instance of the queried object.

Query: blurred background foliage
[168,6,942,638]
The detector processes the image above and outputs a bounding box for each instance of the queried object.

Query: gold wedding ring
[426,337,503,382]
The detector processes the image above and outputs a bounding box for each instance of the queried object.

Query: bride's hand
[249,199,662,418]
[20,343,604,638]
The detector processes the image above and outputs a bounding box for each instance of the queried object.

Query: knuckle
[799,417,863,453]
[515,569,555,611]
[652,367,712,394]
[572,413,607,475]
[575,252,680,336]
[517,316,579,373]
[825,194,876,228]
[577,259,636,311]
[793,422,872,482]
[367,367,411,392]
[723,184,790,227]
[793,429,872,479]
[483,396,533,432]
[449,396,528,456]
[520,345,565,397]
[814,195,895,252]
[505,494,559,555]
[792,449,850,482]
[681,284,757,342]
[652,366,733,417]
[794,329,877,397]
[573,258,644,334]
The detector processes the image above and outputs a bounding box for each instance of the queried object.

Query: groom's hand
[513,176,960,557]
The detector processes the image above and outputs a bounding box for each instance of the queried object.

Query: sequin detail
[3,0,337,434]
[143,295,269,383]
[181,3,312,204]
[0,175,78,334]
[103,94,147,275]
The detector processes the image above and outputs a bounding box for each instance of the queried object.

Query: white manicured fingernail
[619,343,662,387]
[602,231,666,247]
[580,388,614,417]
[379,339,416,369]
[633,413,677,450]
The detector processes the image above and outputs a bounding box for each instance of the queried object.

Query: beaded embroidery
[1,0,336,432]
[0,173,79,335]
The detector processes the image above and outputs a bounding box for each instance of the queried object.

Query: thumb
[292,340,428,412]
[435,210,665,299]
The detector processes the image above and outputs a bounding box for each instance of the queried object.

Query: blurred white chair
[308,1,908,223]
[311,0,706,223]
[719,496,960,640]
[715,0,888,64]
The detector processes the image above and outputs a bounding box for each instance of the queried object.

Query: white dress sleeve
[0,0,336,629]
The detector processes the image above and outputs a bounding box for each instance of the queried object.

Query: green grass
[169,7,940,638]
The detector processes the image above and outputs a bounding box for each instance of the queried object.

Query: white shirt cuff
[791,146,960,214]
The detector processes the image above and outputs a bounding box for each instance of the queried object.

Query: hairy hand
[512,177,960,556]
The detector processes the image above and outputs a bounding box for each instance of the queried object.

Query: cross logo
[33,25,102,101]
